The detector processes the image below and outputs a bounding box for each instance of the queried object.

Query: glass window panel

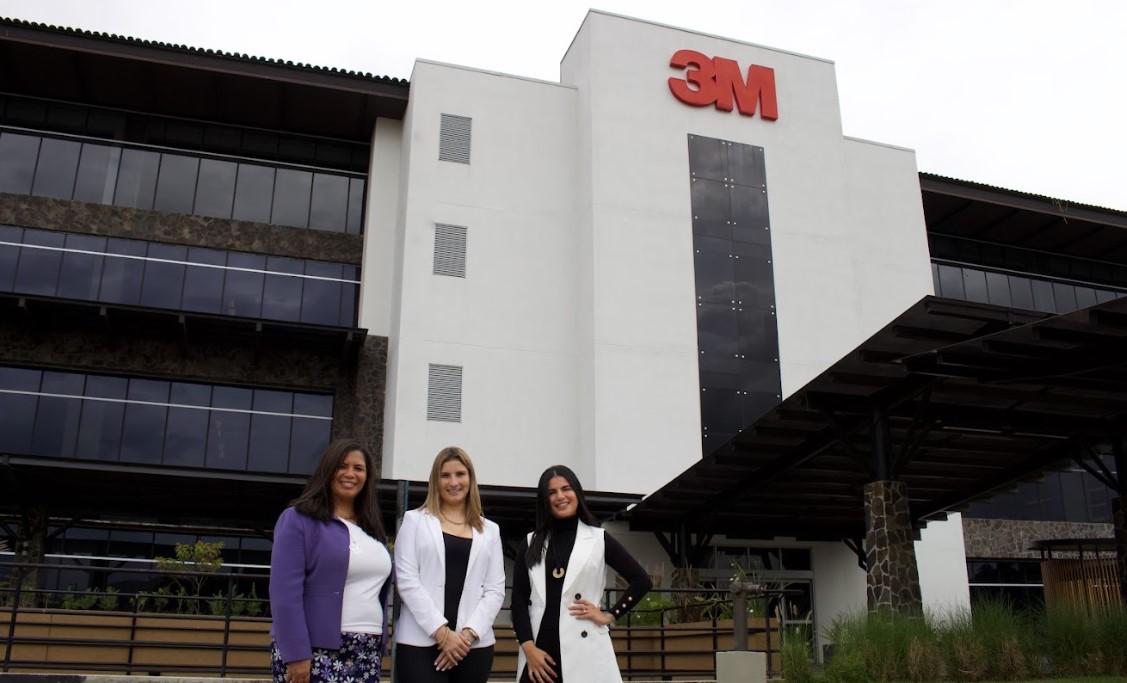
[727,143,766,188]
[182,247,226,314]
[140,243,187,309]
[781,549,812,571]
[340,281,358,327]
[5,98,47,126]
[232,164,275,223]
[112,149,159,209]
[46,103,88,132]
[194,158,237,219]
[737,308,780,363]
[1059,471,1088,522]
[1074,286,1098,309]
[152,154,199,214]
[936,264,964,298]
[732,241,775,309]
[57,233,106,301]
[984,271,1011,307]
[961,268,989,304]
[99,238,147,305]
[289,417,331,475]
[1095,289,1120,304]
[206,386,252,470]
[1008,275,1035,310]
[75,375,127,461]
[31,137,81,199]
[247,390,293,473]
[696,303,740,375]
[164,382,210,468]
[73,144,121,204]
[689,178,730,240]
[1030,279,1055,313]
[293,393,333,418]
[14,228,64,296]
[222,253,265,317]
[1051,282,1078,313]
[694,239,735,305]
[0,132,40,194]
[278,137,316,165]
[730,185,771,245]
[346,178,365,234]
[271,169,312,228]
[700,386,742,435]
[30,371,84,459]
[109,529,154,559]
[687,136,727,182]
[300,262,342,325]
[119,379,170,464]
[203,125,242,153]
[261,256,304,322]
[931,263,940,292]
[309,173,349,232]
[0,225,21,291]
[0,367,41,454]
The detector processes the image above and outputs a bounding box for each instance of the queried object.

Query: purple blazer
[269,507,393,664]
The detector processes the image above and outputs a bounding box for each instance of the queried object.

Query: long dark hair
[291,439,386,542]
[524,465,598,569]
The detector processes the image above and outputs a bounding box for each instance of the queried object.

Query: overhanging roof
[630,295,1127,541]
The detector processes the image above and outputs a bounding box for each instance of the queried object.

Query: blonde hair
[422,446,485,531]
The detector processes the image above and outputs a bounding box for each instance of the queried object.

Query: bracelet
[461,626,479,642]
[435,626,449,647]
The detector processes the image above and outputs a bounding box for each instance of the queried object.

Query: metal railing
[1,559,794,679]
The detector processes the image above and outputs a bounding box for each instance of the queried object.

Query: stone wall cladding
[0,193,361,264]
[864,480,923,614]
[961,517,1115,559]
[331,337,388,476]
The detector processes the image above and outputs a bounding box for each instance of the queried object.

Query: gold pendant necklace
[552,567,566,579]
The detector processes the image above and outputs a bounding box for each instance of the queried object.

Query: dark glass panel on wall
[727,143,767,188]
[99,238,147,305]
[1051,282,1077,312]
[347,178,365,234]
[271,169,312,228]
[194,159,237,219]
[152,154,199,214]
[0,367,40,454]
[961,268,989,304]
[206,386,252,470]
[14,228,64,296]
[0,132,40,194]
[119,379,170,464]
[0,225,20,291]
[58,233,106,300]
[694,238,735,305]
[112,149,159,209]
[261,256,304,322]
[1075,286,1098,309]
[1030,279,1055,313]
[293,393,333,418]
[300,261,342,325]
[1059,471,1088,523]
[687,135,727,182]
[733,242,775,309]
[696,303,740,375]
[690,179,731,240]
[936,264,964,298]
[700,386,742,435]
[31,137,81,199]
[736,310,780,366]
[1008,275,1035,310]
[164,382,210,468]
[730,185,771,245]
[309,173,349,232]
[73,144,121,204]
[232,164,275,224]
[75,375,127,461]
[340,266,359,326]
[289,417,331,474]
[984,271,1011,307]
[181,247,226,314]
[30,371,84,459]
[222,253,265,317]
[247,390,293,473]
[140,243,187,309]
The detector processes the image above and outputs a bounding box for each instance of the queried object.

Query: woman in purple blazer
[269,439,392,683]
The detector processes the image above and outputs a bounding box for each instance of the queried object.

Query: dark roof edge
[920,171,1127,227]
[0,16,409,97]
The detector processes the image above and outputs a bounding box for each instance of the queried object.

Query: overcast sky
[4,0,1125,211]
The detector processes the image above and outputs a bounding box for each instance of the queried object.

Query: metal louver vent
[433,223,467,277]
[427,364,463,422]
[438,114,472,164]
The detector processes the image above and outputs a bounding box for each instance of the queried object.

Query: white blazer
[393,508,506,648]
[516,521,621,683]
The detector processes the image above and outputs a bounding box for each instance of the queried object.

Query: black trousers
[394,643,494,683]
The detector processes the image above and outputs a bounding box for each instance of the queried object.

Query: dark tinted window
[99,238,147,305]
[31,137,81,199]
[0,132,40,194]
[75,375,127,461]
[232,164,275,223]
[194,159,237,219]
[0,367,40,454]
[152,153,199,214]
[247,390,293,473]
[309,173,348,232]
[290,417,331,474]
[0,225,21,291]
[340,268,359,326]
[113,149,159,209]
[261,256,304,322]
[57,233,106,300]
[30,371,84,459]
[73,144,121,204]
[271,169,312,228]
[206,386,252,470]
[164,382,210,468]
[140,243,187,309]
[301,261,343,325]
[222,253,265,317]
[14,228,64,296]
[182,248,226,314]
[119,379,169,464]
[347,178,365,234]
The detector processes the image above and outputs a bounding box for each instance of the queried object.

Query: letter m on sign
[712,57,778,120]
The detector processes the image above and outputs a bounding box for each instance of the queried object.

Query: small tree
[154,541,224,614]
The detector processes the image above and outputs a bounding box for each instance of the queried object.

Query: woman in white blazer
[512,465,652,683]
[394,447,505,683]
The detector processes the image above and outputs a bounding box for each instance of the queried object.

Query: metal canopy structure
[630,295,1127,541]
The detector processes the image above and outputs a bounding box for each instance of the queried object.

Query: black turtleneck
[511,516,651,682]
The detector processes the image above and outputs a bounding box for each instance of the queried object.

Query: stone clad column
[1114,497,1126,605]
[864,480,923,614]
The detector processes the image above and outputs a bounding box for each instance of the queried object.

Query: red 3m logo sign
[668,49,778,120]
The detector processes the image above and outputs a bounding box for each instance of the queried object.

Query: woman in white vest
[512,465,652,683]
[394,447,506,682]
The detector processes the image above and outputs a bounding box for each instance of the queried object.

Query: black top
[511,517,652,650]
[443,532,473,629]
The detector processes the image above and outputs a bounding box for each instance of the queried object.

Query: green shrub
[1094,606,1127,675]
[96,586,120,611]
[781,627,816,683]
[1041,605,1100,675]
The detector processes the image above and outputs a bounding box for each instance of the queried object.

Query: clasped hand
[434,625,471,671]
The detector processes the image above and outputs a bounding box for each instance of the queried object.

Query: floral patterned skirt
[271,632,384,683]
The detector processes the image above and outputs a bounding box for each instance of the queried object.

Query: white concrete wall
[358,118,404,338]
[915,513,972,617]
